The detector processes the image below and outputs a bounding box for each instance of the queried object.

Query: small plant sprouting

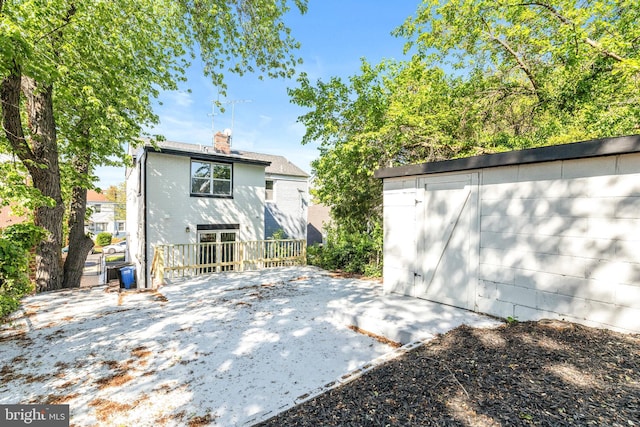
[506,316,519,325]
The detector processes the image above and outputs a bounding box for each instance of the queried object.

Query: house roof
[236,150,309,178]
[86,190,111,203]
[375,134,640,179]
[144,139,309,178]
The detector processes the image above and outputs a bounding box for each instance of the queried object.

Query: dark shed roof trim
[374,134,640,179]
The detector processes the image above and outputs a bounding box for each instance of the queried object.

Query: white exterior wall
[127,151,265,288]
[477,154,640,333]
[147,152,264,245]
[383,152,640,333]
[126,152,144,285]
[264,175,308,240]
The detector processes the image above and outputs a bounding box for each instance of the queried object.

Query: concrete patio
[0,266,501,426]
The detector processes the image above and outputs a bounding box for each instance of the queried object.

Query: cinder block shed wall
[378,136,640,334]
[477,154,640,333]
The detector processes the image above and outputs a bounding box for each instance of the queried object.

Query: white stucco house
[126,134,309,288]
[375,134,640,333]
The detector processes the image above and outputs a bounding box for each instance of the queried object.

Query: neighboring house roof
[141,139,309,178]
[237,150,309,178]
[87,190,111,203]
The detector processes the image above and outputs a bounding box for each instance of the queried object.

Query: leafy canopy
[293,1,640,274]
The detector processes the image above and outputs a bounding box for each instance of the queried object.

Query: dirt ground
[257,320,640,426]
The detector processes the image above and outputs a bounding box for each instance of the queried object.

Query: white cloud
[258,115,272,127]
[168,91,194,108]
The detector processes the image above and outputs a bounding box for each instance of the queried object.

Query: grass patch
[105,255,125,263]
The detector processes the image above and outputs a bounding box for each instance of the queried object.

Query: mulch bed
[257,320,640,426]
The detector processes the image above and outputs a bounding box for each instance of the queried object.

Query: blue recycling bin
[120,266,136,289]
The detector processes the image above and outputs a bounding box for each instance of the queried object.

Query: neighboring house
[86,190,126,236]
[0,205,27,228]
[307,204,330,246]
[232,150,309,240]
[306,176,331,246]
[126,134,309,288]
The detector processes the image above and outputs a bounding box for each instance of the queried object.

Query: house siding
[379,137,640,333]
[264,175,307,240]
[129,151,265,287]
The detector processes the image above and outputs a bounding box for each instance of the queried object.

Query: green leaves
[0,223,44,317]
[293,1,639,276]
[1,0,308,290]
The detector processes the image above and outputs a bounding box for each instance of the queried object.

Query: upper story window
[265,180,274,201]
[191,160,232,197]
[93,204,102,213]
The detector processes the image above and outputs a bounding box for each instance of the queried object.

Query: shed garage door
[414,173,478,310]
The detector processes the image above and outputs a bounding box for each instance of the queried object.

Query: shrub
[306,223,382,276]
[95,232,112,247]
[270,228,288,240]
[0,223,45,319]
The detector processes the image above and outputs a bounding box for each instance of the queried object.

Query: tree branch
[0,65,36,165]
[481,17,541,101]
[516,1,625,62]
[35,3,77,43]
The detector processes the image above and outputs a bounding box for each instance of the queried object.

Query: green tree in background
[1,0,307,291]
[397,0,640,146]
[104,183,126,222]
[294,1,640,275]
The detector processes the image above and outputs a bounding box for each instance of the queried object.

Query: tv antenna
[210,98,252,145]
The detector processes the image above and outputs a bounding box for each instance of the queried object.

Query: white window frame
[265,179,275,202]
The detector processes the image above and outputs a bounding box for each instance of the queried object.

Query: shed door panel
[383,189,417,295]
[415,174,476,309]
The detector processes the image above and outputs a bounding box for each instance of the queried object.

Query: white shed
[375,135,640,333]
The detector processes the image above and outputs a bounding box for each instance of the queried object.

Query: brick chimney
[214,131,231,154]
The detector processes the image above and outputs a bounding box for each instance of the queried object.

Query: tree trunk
[20,76,65,291]
[63,147,95,288]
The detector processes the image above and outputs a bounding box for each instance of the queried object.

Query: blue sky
[96,1,420,188]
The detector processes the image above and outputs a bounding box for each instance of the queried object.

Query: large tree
[1,0,307,290]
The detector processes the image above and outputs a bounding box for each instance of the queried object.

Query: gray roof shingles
[144,139,309,178]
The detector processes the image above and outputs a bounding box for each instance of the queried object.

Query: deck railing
[151,239,306,285]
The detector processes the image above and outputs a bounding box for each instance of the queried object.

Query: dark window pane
[212,180,231,195]
[192,178,211,194]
